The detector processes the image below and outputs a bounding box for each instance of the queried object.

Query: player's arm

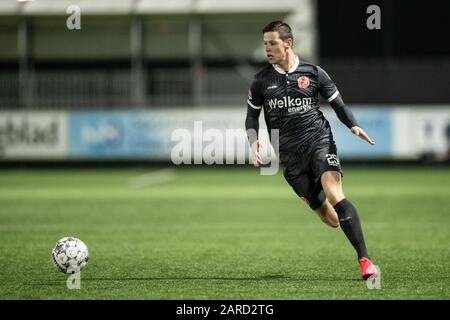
[245,105,263,166]
[245,81,264,166]
[329,95,375,145]
[318,66,375,145]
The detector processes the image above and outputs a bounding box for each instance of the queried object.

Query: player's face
[263,31,291,65]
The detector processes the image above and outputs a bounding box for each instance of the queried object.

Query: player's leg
[311,139,370,258]
[283,166,338,228]
[314,198,339,228]
[319,170,345,205]
[321,170,368,258]
[321,170,378,279]
[310,138,378,279]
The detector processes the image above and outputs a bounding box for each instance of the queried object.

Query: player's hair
[262,21,293,42]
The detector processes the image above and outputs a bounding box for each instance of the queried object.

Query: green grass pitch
[0,166,449,299]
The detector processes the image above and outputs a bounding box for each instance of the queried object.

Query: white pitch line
[128,168,176,189]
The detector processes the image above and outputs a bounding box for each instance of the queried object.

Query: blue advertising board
[68,108,393,160]
[325,107,392,158]
[68,112,168,158]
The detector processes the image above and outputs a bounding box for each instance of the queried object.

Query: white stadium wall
[0,112,67,160]
[392,108,450,160]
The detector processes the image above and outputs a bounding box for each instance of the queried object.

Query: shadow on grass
[82,274,361,282]
[26,273,366,287]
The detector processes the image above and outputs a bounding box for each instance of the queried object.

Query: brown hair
[262,21,293,42]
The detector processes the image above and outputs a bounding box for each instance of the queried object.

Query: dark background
[318,0,450,103]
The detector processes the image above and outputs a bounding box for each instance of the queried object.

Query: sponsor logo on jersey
[298,76,310,89]
[268,96,313,113]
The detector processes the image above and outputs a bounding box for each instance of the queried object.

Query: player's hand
[251,140,264,167]
[351,126,375,145]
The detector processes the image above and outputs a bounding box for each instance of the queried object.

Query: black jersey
[247,56,340,154]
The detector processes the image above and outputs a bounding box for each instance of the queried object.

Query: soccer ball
[51,237,89,274]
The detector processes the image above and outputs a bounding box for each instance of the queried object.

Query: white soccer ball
[51,237,89,274]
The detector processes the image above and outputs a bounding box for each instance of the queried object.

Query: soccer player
[245,21,378,279]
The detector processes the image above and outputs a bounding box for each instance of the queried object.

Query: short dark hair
[262,21,293,42]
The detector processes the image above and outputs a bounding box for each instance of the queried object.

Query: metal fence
[0,67,251,109]
[1,59,450,109]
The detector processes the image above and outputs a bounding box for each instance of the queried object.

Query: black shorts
[282,137,343,210]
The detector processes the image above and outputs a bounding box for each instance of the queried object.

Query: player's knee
[324,188,344,205]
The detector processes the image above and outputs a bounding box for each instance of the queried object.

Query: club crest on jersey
[297,76,310,89]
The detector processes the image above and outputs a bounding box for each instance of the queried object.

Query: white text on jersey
[268,96,313,111]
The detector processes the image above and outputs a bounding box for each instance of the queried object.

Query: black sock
[333,199,369,259]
